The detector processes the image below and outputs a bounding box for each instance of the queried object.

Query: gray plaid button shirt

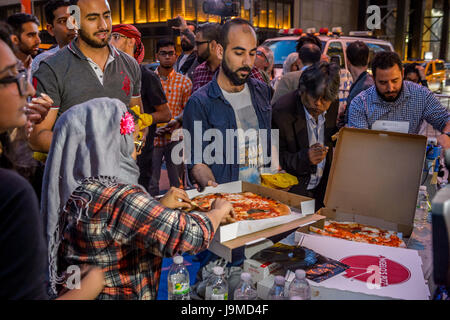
[348,81,449,134]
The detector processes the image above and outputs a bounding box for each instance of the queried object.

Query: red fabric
[112,24,145,64]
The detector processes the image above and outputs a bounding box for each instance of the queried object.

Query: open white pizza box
[186,180,325,261]
[257,232,430,300]
[297,128,428,241]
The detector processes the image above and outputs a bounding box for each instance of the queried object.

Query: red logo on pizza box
[340,255,411,288]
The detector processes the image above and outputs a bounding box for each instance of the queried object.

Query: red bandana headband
[112,24,145,64]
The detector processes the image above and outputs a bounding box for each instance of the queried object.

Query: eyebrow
[85,10,111,18]
[232,46,257,51]
[0,63,17,75]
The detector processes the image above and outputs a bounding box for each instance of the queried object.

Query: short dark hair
[299,61,340,101]
[0,21,13,49]
[371,51,403,78]
[187,21,197,33]
[404,63,420,79]
[6,13,40,36]
[298,43,321,66]
[346,41,369,67]
[156,38,175,53]
[45,0,75,25]
[197,22,221,43]
[219,18,255,50]
[296,34,322,53]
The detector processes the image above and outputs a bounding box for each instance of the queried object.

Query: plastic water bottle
[417,186,429,209]
[416,186,430,225]
[205,266,228,300]
[288,269,311,300]
[268,275,286,300]
[233,272,257,300]
[167,255,190,300]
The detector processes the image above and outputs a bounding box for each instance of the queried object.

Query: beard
[376,83,403,102]
[79,28,110,48]
[222,57,252,86]
[181,39,194,52]
[197,46,210,64]
[19,42,39,56]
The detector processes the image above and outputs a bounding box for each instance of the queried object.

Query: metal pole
[250,0,254,26]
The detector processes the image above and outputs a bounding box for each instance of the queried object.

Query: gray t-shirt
[221,84,263,184]
[33,39,141,116]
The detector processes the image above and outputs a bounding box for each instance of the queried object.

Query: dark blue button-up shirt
[183,76,272,184]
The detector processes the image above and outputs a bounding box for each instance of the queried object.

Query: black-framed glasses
[195,40,211,47]
[0,70,29,97]
[158,51,176,57]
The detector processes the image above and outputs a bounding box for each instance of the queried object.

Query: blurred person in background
[341,40,374,126]
[404,62,429,87]
[254,45,274,87]
[272,52,299,89]
[272,42,322,104]
[149,39,192,196]
[173,16,198,80]
[110,23,171,192]
[31,0,78,75]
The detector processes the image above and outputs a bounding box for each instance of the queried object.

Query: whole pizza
[189,192,291,223]
[309,220,406,247]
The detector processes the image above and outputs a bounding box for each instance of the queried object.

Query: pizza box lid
[323,128,427,236]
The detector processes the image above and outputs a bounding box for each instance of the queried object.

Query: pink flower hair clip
[120,112,135,135]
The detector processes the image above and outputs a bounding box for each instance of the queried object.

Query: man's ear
[46,23,55,37]
[128,37,136,52]
[10,34,19,46]
[216,42,223,61]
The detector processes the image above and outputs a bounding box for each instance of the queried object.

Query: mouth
[95,32,109,40]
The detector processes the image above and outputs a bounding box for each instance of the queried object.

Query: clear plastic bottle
[233,272,257,300]
[205,266,228,300]
[167,255,190,300]
[288,269,311,300]
[417,186,429,209]
[416,186,430,224]
[268,275,286,300]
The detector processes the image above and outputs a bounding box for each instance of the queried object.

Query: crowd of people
[0,0,449,300]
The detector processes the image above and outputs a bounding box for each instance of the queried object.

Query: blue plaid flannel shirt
[348,81,449,134]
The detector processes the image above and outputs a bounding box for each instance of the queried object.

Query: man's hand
[437,133,450,150]
[172,15,188,32]
[26,92,53,125]
[191,164,218,192]
[159,187,192,209]
[308,143,328,165]
[206,198,234,230]
[416,65,426,81]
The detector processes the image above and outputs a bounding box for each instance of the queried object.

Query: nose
[26,79,36,98]
[386,82,394,92]
[99,17,108,30]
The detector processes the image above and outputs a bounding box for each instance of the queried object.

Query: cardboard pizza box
[299,128,427,238]
[186,180,324,262]
[257,232,430,300]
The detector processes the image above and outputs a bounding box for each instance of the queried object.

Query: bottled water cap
[173,255,183,264]
[213,266,224,276]
[241,272,252,282]
[295,269,306,279]
[274,276,285,285]
[419,186,427,191]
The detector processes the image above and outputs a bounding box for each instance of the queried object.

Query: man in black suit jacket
[272,62,340,210]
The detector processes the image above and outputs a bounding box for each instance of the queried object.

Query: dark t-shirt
[140,64,167,144]
[0,168,48,300]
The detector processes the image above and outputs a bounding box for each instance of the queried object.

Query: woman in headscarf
[43,98,233,299]
[0,21,103,300]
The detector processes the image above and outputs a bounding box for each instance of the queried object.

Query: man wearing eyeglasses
[148,39,192,196]
[254,45,274,87]
[30,0,144,153]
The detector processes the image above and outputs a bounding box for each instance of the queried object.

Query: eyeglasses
[195,40,211,47]
[158,51,176,57]
[0,69,30,97]
[111,33,128,40]
[134,140,145,153]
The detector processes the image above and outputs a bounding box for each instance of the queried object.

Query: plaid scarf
[112,24,145,64]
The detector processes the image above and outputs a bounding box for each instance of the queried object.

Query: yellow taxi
[404,59,446,92]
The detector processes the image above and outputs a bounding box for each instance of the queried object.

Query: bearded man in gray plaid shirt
[348,51,450,149]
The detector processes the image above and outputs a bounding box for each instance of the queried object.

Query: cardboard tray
[315,127,427,237]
